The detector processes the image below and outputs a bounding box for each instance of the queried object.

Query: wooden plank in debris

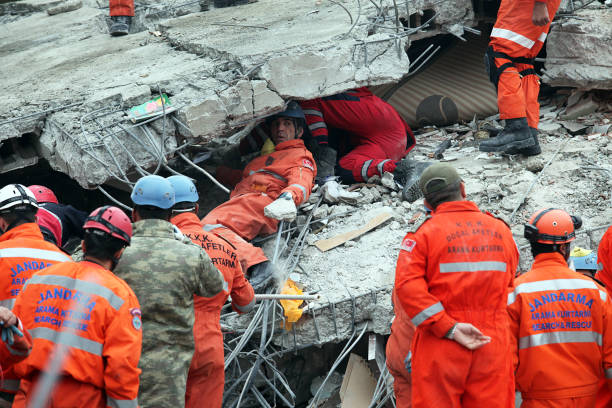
[339,353,377,408]
[314,211,392,252]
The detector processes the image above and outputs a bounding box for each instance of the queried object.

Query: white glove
[264,192,297,221]
[321,180,360,204]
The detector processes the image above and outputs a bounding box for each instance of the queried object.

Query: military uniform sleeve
[0,318,32,369]
[230,269,255,314]
[103,291,142,408]
[195,249,227,298]
[395,230,457,338]
[280,150,316,205]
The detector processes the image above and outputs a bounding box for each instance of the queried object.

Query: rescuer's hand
[450,323,491,350]
[532,2,550,26]
[0,307,17,327]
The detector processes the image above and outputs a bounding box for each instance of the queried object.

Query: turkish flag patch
[400,237,417,252]
[302,159,314,171]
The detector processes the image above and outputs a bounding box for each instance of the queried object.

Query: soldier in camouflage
[113,175,226,407]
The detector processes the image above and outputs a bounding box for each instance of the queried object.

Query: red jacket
[221,139,316,206]
[171,212,254,314]
[0,318,32,369]
[596,226,612,289]
[508,252,612,399]
[13,261,142,408]
[395,201,519,337]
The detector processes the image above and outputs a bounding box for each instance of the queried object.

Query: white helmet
[0,184,39,213]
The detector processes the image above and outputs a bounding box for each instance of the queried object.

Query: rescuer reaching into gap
[0,184,71,406]
[479,0,561,155]
[11,206,142,408]
[508,208,612,407]
[394,163,519,408]
[202,102,316,293]
[167,175,255,408]
[112,175,226,407]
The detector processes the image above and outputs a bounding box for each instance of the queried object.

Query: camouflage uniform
[113,219,225,408]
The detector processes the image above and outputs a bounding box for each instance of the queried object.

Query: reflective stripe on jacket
[12,261,142,407]
[508,252,612,400]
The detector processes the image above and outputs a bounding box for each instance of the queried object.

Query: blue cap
[167,175,199,204]
[268,101,305,122]
[570,251,598,271]
[130,175,175,209]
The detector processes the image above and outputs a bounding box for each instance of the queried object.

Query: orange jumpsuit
[386,288,415,408]
[202,138,316,271]
[0,223,71,397]
[109,0,133,16]
[596,226,612,289]
[12,261,142,408]
[395,200,519,408]
[171,212,255,408]
[489,0,561,128]
[508,252,612,407]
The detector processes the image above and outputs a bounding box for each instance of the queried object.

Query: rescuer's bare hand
[0,307,17,327]
[532,2,550,26]
[452,323,492,350]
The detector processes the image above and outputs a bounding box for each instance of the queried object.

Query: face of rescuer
[269,117,304,145]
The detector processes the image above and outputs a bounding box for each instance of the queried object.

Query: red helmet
[524,208,582,244]
[83,206,132,245]
[28,185,58,204]
[36,208,63,246]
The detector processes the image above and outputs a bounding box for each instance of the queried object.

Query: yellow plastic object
[260,138,275,156]
[571,247,592,257]
[280,279,304,330]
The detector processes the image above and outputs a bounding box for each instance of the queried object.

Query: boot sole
[479,136,535,153]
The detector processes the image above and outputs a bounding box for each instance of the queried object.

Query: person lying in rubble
[201,102,316,293]
[299,87,434,202]
[27,185,88,252]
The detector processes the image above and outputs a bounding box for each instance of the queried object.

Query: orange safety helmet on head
[524,208,582,244]
[83,205,132,245]
[28,185,59,204]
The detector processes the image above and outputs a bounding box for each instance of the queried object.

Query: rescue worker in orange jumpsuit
[167,175,255,408]
[508,208,612,407]
[480,0,561,155]
[12,206,142,408]
[202,102,316,292]
[0,184,71,404]
[394,163,519,408]
[385,288,415,407]
[596,226,612,288]
[0,306,32,374]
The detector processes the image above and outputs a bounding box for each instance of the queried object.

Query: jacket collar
[170,212,201,231]
[132,219,176,238]
[274,139,305,151]
[532,252,569,268]
[0,223,44,242]
[433,200,480,214]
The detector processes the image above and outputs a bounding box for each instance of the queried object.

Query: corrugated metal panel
[372,35,498,128]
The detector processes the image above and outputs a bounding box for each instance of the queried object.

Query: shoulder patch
[302,159,314,171]
[400,237,417,252]
[130,308,142,330]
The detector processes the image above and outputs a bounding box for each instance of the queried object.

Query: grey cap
[419,163,461,195]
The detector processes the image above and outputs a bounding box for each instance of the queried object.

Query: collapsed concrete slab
[543,7,612,90]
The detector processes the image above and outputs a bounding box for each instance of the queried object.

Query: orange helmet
[524,208,582,244]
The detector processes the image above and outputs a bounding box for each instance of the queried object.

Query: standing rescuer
[167,175,255,408]
[0,184,71,404]
[479,0,561,155]
[113,175,226,407]
[508,209,612,407]
[596,226,612,288]
[394,163,519,408]
[11,206,142,408]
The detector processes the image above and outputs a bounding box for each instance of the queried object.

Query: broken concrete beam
[543,9,612,89]
[47,0,82,15]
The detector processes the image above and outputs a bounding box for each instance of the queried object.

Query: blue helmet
[570,249,598,271]
[130,175,175,209]
[167,175,199,204]
[267,101,305,122]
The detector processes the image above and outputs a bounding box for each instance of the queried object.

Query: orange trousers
[202,193,275,271]
[596,378,612,408]
[109,0,134,16]
[14,375,105,408]
[185,309,224,408]
[411,316,514,408]
[521,395,597,408]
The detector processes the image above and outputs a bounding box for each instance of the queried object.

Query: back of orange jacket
[12,261,142,408]
[0,223,71,395]
[508,252,612,400]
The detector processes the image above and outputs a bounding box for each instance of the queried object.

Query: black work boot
[393,159,433,203]
[478,118,534,153]
[199,0,210,10]
[505,127,541,156]
[110,16,131,36]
